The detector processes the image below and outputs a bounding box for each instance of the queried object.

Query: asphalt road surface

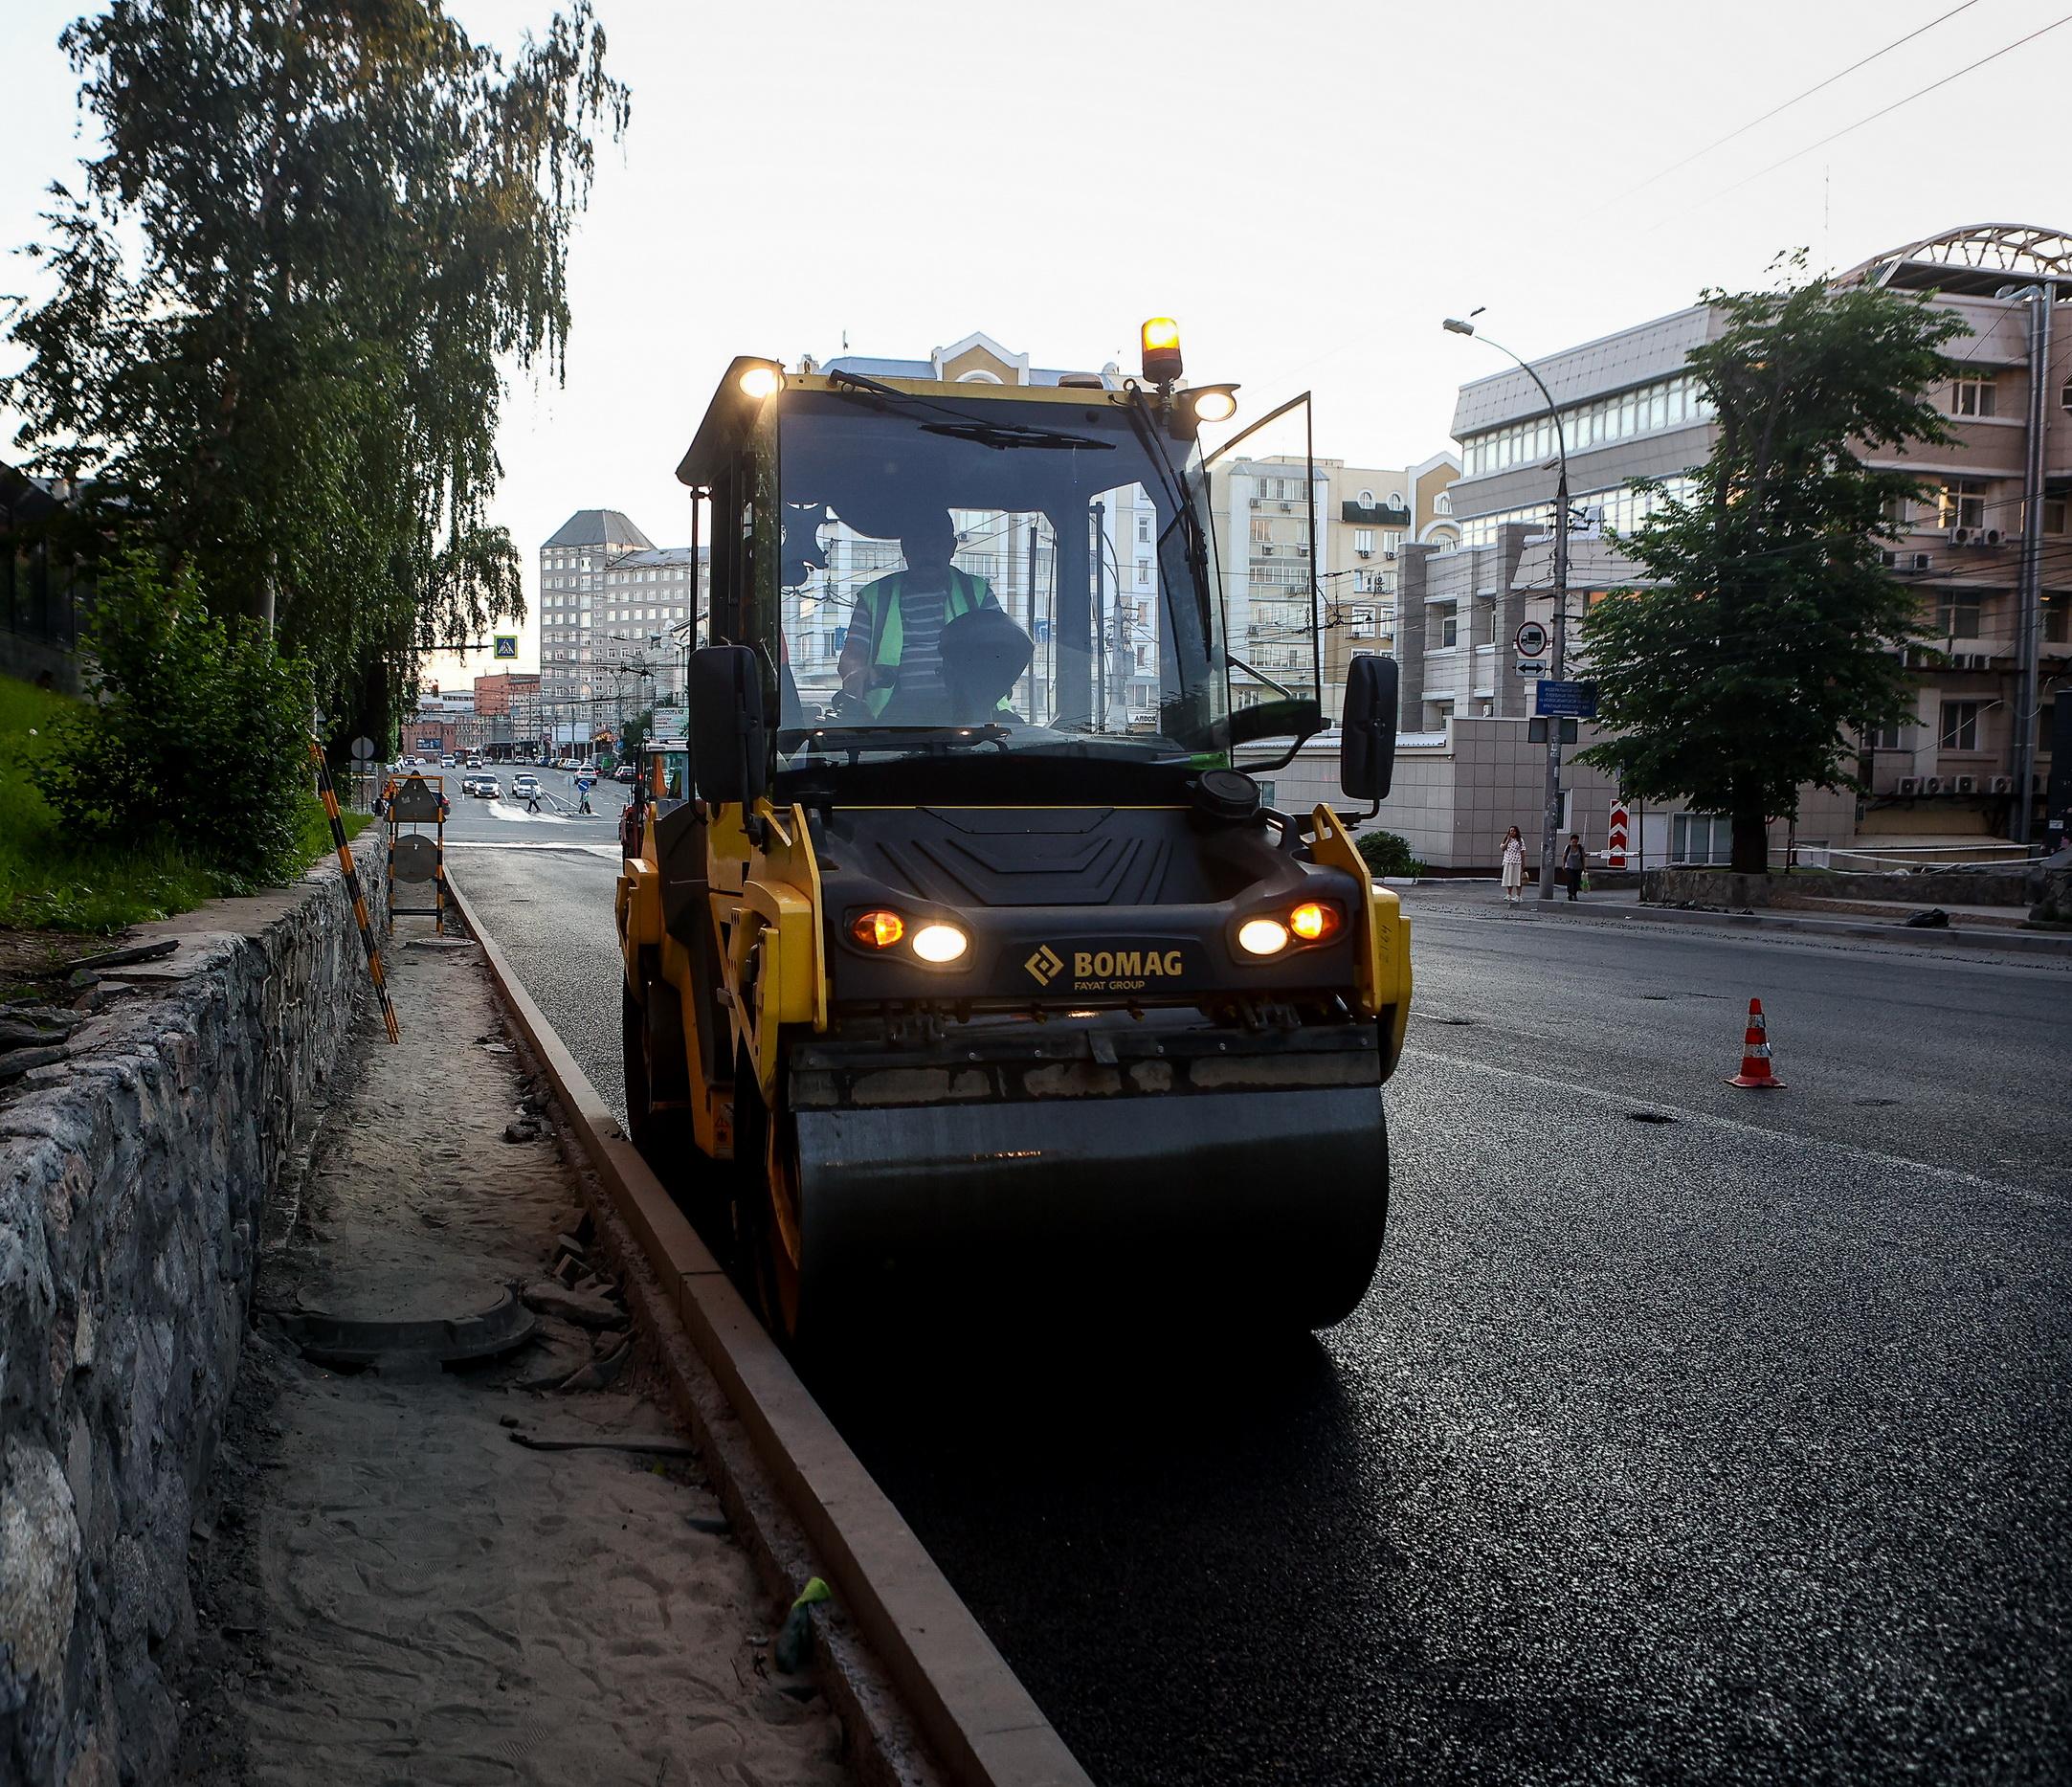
[445,849,2072,1786]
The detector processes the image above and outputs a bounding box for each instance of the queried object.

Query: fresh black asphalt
[447,837,2072,1785]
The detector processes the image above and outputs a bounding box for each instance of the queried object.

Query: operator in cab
[838,499,1013,725]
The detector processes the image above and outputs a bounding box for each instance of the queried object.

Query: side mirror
[1227,696,1323,750]
[688,645,769,806]
[1341,656,1398,801]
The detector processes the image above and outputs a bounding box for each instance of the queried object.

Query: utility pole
[2003,279,2054,846]
[1091,501,1107,727]
[1444,316,1571,900]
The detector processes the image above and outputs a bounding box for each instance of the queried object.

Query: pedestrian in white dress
[1500,826,1526,908]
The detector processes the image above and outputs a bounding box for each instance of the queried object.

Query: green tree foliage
[1355,828,1422,878]
[1575,260,1966,873]
[38,552,316,881]
[3,0,628,756]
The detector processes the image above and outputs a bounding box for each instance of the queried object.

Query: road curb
[1616,901,2072,955]
[442,868,1093,1787]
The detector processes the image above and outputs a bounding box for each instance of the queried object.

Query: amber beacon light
[851,909,904,949]
[1140,317,1184,386]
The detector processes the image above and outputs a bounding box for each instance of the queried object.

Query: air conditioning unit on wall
[1897,775,1923,796]
[1990,775,2015,794]
[1952,774,1978,795]
[1923,775,1947,794]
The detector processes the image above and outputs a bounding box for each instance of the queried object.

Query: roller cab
[616,330,1408,1347]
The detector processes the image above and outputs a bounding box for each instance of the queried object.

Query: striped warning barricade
[307,740,402,1043]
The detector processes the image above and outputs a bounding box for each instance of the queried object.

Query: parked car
[613,763,635,783]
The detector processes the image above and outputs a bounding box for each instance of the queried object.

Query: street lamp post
[1445,316,1570,901]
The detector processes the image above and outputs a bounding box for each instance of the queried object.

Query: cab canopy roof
[674,358,1134,490]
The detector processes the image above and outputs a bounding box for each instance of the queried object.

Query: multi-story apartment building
[537,510,708,756]
[1202,454,1459,720]
[1415,224,2072,847]
[472,670,541,757]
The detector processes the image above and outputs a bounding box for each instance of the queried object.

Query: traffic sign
[1517,659,1548,679]
[493,634,519,659]
[1514,620,1549,659]
[1535,679,1599,718]
[349,735,376,762]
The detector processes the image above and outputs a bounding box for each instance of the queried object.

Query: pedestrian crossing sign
[493,634,518,659]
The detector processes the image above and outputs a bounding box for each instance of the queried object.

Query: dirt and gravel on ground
[175,927,851,1787]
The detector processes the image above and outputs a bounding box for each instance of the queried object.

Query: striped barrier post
[308,740,402,1043]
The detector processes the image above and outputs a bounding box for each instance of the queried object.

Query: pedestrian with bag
[1500,825,1526,910]
[1563,832,1587,902]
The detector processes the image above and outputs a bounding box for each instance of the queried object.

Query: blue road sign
[1535,679,1599,719]
[493,634,519,659]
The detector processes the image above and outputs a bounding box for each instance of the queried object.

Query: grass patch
[0,673,367,934]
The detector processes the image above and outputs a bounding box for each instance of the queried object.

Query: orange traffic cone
[1727,997,1786,1089]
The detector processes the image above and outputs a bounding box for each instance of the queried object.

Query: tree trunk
[1730,797,1770,875]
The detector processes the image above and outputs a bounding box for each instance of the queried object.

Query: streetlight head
[1442,317,1476,337]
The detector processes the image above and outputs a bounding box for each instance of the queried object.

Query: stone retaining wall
[1642,865,2044,909]
[0,857,386,1787]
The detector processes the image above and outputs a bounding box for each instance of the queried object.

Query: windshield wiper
[824,369,1114,452]
[919,419,1114,452]
[787,723,1014,759]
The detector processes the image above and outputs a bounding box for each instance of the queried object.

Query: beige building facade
[1411,224,2072,860]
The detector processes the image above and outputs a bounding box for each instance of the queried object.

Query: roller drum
[791,1085,1388,1330]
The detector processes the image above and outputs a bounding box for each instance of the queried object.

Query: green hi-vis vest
[853,568,991,717]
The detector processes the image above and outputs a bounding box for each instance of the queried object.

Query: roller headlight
[910,922,969,964]
[1237,917,1289,956]
[738,363,785,400]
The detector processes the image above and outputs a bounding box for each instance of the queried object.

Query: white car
[510,773,541,800]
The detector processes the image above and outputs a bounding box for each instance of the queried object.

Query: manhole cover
[271,1284,534,1368]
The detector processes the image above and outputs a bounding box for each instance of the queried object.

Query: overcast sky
[5,0,2070,688]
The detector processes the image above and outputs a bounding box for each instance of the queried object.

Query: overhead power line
[1704,9,2072,206]
[1620,0,1980,204]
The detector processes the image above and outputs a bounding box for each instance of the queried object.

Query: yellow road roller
[615,321,1409,1344]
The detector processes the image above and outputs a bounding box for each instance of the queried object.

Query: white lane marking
[1407,903,2072,974]
[485,798,567,824]
[443,840,620,860]
[1404,1045,2045,1198]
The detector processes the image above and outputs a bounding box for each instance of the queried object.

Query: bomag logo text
[1074,949,1184,980]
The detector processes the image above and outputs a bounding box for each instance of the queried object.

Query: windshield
[772,389,1228,766]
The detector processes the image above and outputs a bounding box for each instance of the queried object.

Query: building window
[1137,558,1151,585]
[1672,813,1733,866]
[1357,489,1373,505]
[1873,721,1909,751]
[1936,595,1981,638]
[1434,493,1450,515]
[1936,480,1988,530]
[2040,498,2067,535]
[1137,514,1150,543]
[1950,374,1997,417]
[1438,614,1458,648]
[1354,528,1374,553]
[1939,700,1981,751]
[2044,594,2069,643]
